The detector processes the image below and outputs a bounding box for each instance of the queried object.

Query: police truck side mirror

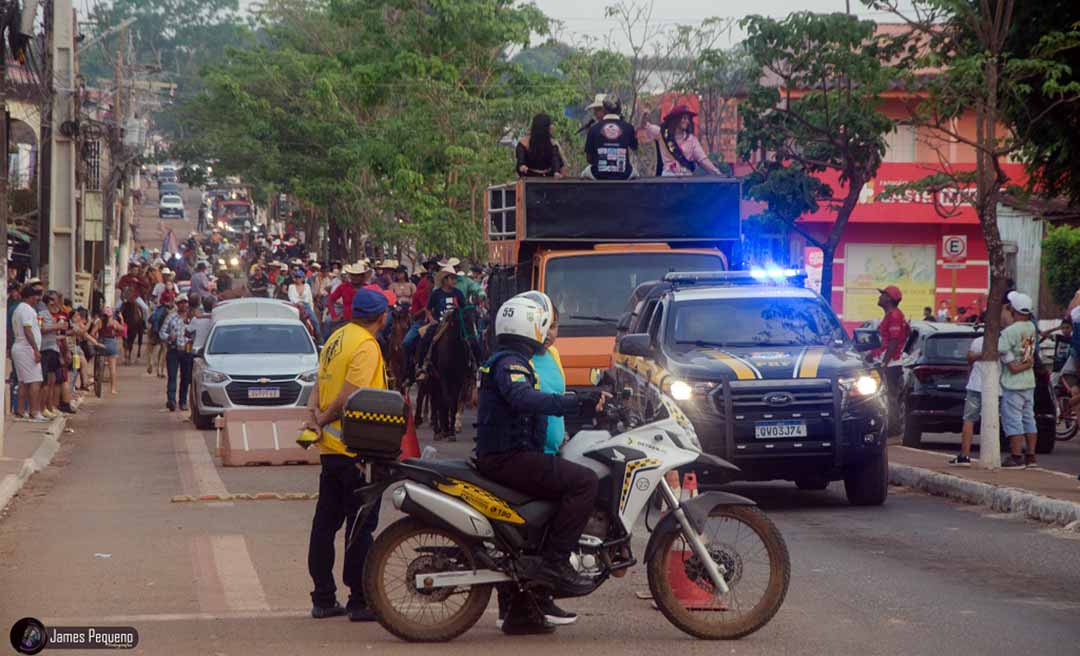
[852,328,881,352]
[617,333,653,357]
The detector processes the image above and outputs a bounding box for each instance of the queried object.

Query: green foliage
[171,0,579,256]
[1042,225,1080,307]
[737,12,900,291]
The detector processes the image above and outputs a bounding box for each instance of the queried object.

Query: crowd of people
[870,283,1080,470]
[515,94,722,181]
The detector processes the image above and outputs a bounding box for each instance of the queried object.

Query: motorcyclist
[475,292,601,600]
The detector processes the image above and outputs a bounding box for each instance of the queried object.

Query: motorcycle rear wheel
[363,517,493,642]
[647,505,789,640]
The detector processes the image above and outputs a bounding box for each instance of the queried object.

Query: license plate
[248,387,280,400]
[754,420,807,439]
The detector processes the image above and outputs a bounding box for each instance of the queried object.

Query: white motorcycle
[354,391,790,642]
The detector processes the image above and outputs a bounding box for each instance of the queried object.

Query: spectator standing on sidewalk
[36,289,65,418]
[160,296,193,412]
[949,332,1003,466]
[869,285,910,434]
[999,291,1039,469]
[11,285,45,421]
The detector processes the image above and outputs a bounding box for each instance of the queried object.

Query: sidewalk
[0,396,91,514]
[889,444,1080,529]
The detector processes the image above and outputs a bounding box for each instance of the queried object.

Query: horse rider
[414,266,466,383]
[117,262,150,321]
[402,258,441,379]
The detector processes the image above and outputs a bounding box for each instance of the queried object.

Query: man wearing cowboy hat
[413,265,467,384]
[247,262,271,298]
[326,261,370,326]
[638,104,722,176]
[577,93,608,134]
[402,257,442,377]
[374,259,399,291]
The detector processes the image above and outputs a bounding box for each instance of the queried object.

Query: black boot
[534,556,593,597]
[501,590,555,635]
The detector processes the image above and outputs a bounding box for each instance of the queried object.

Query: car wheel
[1035,419,1056,454]
[844,449,888,506]
[190,388,214,430]
[899,394,922,448]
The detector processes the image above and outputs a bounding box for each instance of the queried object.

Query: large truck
[484,177,742,391]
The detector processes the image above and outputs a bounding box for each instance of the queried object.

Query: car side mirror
[852,328,881,352]
[192,348,205,359]
[616,312,633,332]
[617,333,653,357]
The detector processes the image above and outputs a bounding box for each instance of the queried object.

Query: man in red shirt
[409,257,440,321]
[326,262,369,323]
[117,262,149,300]
[869,285,909,435]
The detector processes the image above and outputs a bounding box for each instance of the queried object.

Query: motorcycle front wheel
[647,505,790,640]
[363,517,493,642]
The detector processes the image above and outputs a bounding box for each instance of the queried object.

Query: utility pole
[101,26,123,309]
[0,2,10,453]
[46,0,76,299]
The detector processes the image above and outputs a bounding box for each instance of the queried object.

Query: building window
[884,124,917,163]
[84,140,102,191]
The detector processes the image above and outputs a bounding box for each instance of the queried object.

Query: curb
[0,414,68,513]
[889,463,1080,530]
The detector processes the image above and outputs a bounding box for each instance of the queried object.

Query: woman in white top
[11,285,47,421]
[288,269,320,337]
[638,104,722,177]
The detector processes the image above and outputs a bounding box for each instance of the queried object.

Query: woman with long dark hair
[516,113,566,178]
[638,104,721,176]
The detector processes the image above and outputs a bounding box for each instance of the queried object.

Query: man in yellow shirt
[305,288,388,622]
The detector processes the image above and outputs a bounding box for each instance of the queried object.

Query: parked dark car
[879,320,1057,454]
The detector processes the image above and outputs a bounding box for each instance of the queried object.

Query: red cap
[878,285,903,303]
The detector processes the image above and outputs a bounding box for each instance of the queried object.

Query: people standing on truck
[637,104,722,177]
[583,95,639,180]
[868,285,909,435]
[516,113,566,178]
[304,288,389,623]
[576,94,607,135]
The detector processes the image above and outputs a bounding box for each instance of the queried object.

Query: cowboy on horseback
[414,265,466,383]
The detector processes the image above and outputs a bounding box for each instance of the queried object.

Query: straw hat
[435,266,458,285]
[586,93,606,110]
[379,258,400,270]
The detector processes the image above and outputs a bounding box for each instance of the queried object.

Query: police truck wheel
[899,395,922,447]
[363,517,492,643]
[844,449,889,506]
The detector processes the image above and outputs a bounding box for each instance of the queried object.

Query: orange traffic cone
[399,398,421,460]
[681,472,699,498]
[666,550,726,611]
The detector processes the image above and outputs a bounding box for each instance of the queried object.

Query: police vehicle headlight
[669,380,693,401]
[841,372,880,397]
[298,370,318,383]
[201,370,228,384]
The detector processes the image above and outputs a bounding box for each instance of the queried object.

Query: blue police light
[750,267,768,281]
[765,264,785,281]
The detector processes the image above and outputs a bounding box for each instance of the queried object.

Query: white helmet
[495,293,553,347]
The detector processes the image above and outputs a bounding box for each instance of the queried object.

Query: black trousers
[477,450,598,557]
[883,365,903,436]
[308,455,382,608]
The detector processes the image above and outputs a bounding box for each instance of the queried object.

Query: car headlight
[200,370,228,384]
[298,370,318,383]
[841,371,881,397]
[230,257,239,266]
[669,380,693,401]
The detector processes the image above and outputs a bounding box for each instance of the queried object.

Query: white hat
[435,266,458,284]
[1006,291,1033,315]
[585,93,606,110]
[161,267,173,276]
[379,258,400,269]
[342,261,370,275]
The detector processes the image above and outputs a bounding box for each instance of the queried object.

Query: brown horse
[427,307,477,442]
[119,294,145,365]
[385,304,412,392]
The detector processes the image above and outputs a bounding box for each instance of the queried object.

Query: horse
[385,303,412,393]
[426,306,478,442]
[119,293,146,365]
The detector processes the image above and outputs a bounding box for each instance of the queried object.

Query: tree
[1042,225,1080,308]
[869,0,1080,467]
[737,12,902,297]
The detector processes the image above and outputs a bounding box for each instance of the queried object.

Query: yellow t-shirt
[316,322,387,456]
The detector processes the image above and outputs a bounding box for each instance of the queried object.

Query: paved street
[1,361,1078,655]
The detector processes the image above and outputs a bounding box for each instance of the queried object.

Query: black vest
[475,350,547,456]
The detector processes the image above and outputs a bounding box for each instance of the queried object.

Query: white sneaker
[30,414,49,423]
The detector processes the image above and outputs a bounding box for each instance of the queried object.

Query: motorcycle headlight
[298,370,318,383]
[230,257,239,266]
[200,370,228,384]
[669,380,692,401]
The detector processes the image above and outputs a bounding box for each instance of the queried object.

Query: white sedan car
[159,193,185,219]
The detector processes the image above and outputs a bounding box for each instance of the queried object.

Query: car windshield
[923,334,976,362]
[670,296,845,347]
[544,252,726,336]
[225,205,252,217]
[161,195,182,204]
[208,324,313,355]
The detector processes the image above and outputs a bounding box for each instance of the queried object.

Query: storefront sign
[842,244,936,322]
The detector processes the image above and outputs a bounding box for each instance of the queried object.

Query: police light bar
[663,268,807,287]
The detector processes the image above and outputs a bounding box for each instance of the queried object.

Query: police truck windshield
[671,297,845,347]
[544,252,726,337]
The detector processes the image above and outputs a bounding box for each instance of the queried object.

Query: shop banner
[842,244,935,322]
[803,246,823,294]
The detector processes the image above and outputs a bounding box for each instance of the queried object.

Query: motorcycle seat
[409,459,536,506]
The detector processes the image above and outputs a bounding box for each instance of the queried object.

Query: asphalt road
[0,359,1077,656]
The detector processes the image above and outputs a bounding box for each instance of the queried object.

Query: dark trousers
[477,450,598,557]
[308,454,382,608]
[165,349,193,409]
[883,366,902,435]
